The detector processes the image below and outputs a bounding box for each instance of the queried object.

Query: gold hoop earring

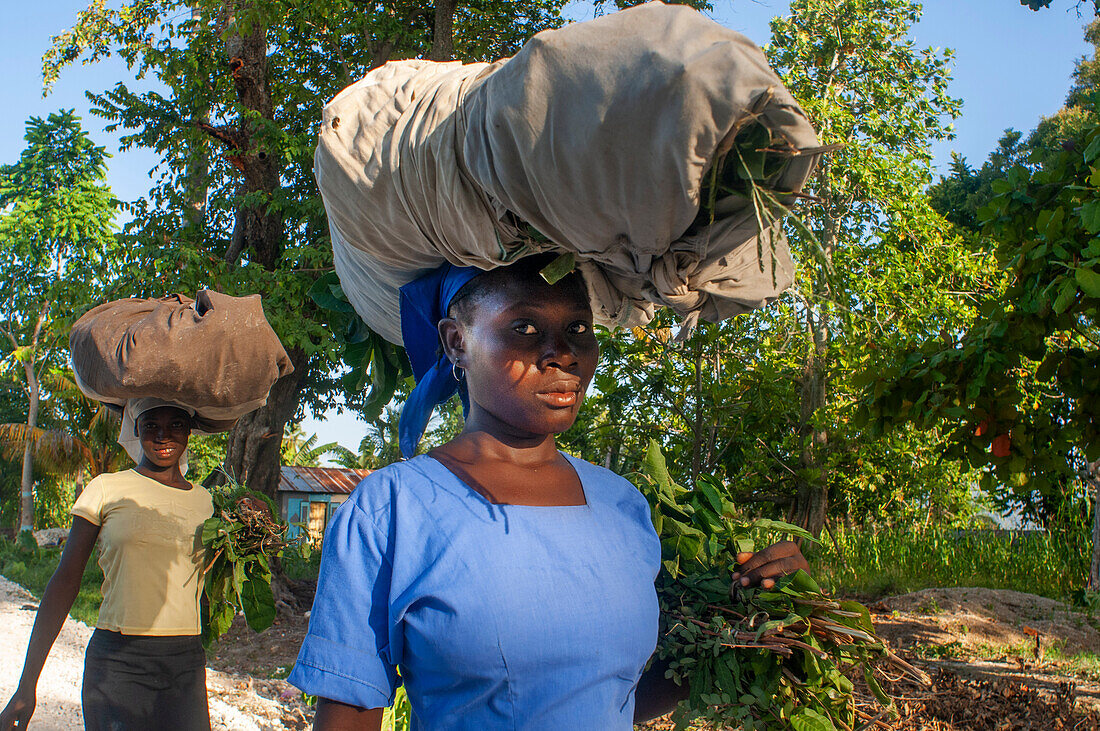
[452,362,464,381]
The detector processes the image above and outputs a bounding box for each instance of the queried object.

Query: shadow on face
[441,257,599,438]
[137,406,193,469]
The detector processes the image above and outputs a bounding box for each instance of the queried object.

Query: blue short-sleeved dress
[289,453,661,730]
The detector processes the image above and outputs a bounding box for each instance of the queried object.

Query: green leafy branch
[308,271,412,421]
[201,472,304,647]
[633,440,924,730]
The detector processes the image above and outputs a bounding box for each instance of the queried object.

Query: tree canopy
[0,110,116,531]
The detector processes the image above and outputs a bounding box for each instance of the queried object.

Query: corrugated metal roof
[278,465,372,495]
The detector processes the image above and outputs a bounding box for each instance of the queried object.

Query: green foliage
[187,432,227,483]
[0,369,130,487]
[748,0,970,531]
[0,537,104,626]
[0,110,116,325]
[382,685,411,731]
[32,479,75,530]
[307,272,411,421]
[634,441,914,730]
[863,100,1100,520]
[1020,0,1100,14]
[928,131,1029,232]
[810,522,1090,601]
[0,110,118,529]
[41,0,570,437]
[280,423,337,467]
[201,474,299,647]
[280,540,321,581]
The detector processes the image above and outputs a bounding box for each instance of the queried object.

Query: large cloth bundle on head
[70,291,295,429]
[316,1,821,345]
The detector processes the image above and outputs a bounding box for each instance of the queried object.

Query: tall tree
[1028,19,1100,156]
[865,109,1100,525]
[882,16,1100,527]
[764,0,961,535]
[43,0,567,500]
[0,111,116,532]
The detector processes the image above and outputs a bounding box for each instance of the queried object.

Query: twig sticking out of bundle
[693,118,843,287]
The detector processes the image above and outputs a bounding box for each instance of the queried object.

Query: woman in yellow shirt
[0,399,214,731]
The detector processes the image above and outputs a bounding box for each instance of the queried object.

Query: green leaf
[201,517,222,546]
[1076,267,1100,298]
[642,440,682,497]
[1081,201,1100,233]
[750,517,816,543]
[1053,280,1078,313]
[539,252,576,285]
[694,477,726,516]
[838,600,876,635]
[789,707,836,731]
[864,666,895,709]
[241,574,276,632]
[231,559,246,600]
[787,569,822,595]
[1085,133,1100,162]
[307,271,354,314]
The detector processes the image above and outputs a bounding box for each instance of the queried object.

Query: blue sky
[2,1,1094,456]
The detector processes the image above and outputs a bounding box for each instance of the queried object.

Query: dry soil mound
[873,586,1100,655]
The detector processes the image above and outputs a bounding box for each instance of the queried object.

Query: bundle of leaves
[691,116,838,280]
[201,473,301,647]
[633,441,924,730]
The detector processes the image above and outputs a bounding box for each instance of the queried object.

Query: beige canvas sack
[315,2,821,344]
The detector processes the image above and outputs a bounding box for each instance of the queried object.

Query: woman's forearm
[633,655,689,723]
[16,518,98,691]
[312,698,384,731]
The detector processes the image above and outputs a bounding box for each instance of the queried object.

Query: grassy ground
[806,523,1090,602]
[0,522,1091,627]
[0,537,103,625]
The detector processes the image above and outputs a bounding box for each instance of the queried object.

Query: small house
[279,465,371,543]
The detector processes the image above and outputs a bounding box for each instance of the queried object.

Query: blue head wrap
[398,263,483,458]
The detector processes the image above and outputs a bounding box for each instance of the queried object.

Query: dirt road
[0,575,304,730]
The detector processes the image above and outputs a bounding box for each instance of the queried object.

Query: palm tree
[328,435,381,470]
[0,368,127,497]
[281,424,339,467]
[327,406,408,470]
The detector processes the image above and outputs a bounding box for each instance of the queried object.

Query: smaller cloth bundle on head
[70,291,294,473]
[70,290,294,422]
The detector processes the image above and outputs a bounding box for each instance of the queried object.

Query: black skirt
[82,629,210,731]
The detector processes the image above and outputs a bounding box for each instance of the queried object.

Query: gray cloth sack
[315,2,821,344]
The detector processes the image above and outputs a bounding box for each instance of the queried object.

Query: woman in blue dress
[290,255,808,729]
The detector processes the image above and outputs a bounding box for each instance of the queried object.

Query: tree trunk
[214,3,308,500]
[787,160,838,538]
[1089,458,1100,592]
[691,339,704,484]
[19,362,39,533]
[73,470,86,502]
[222,5,281,268]
[429,0,457,61]
[183,4,210,240]
[222,348,308,499]
[787,290,832,538]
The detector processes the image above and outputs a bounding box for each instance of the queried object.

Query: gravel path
[0,575,297,730]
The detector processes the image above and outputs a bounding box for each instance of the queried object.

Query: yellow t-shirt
[72,469,213,636]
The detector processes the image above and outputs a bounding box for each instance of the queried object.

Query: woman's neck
[441,428,561,468]
[135,461,190,489]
